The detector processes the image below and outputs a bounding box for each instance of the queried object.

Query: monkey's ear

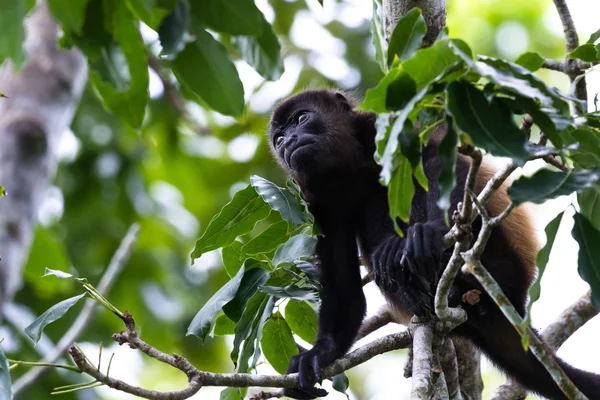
[334,92,352,111]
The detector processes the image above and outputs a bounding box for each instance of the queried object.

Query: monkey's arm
[285,217,366,399]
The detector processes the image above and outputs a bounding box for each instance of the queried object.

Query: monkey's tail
[456,307,600,400]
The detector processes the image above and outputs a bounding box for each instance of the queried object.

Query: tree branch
[382,0,446,47]
[409,319,434,398]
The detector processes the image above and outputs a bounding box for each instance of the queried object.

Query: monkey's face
[268,90,370,183]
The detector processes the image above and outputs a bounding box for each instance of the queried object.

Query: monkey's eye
[275,135,284,148]
[298,113,309,125]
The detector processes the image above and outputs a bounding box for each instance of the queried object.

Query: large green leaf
[285,300,317,344]
[191,185,270,261]
[250,176,309,226]
[89,2,149,128]
[125,0,173,29]
[234,18,283,81]
[572,213,600,310]
[223,268,270,322]
[230,292,266,364]
[0,347,11,400]
[447,81,528,165]
[437,117,458,215]
[370,0,387,73]
[388,156,414,231]
[47,0,90,34]
[157,0,189,56]
[514,52,545,72]
[508,169,600,205]
[579,185,600,231]
[361,67,416,113]
[187,266,245,340]
[190,0,263,35]
[387,8,426,68]
[569,44,599,63]
[214,313,236,336]
[241,220,290,256]
[0,0,26,68]
[222,240,244,277]
[260,312,298,374]
[173,28,245,116]
[25,293,87,344]
[272,234,317,267]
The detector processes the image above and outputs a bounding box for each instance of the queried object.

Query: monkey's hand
[372,222,445,315]
[283,337,337,399]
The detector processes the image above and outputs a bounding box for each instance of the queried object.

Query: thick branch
[382,0,446,47]
[410,320,434,397]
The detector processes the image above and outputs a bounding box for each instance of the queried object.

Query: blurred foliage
[0,0,597,399]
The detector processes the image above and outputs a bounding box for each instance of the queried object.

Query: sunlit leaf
[187,266,245,340]
[25,293,87,344]
[388,156,414,231]
[387,8,426,68]
[0,0,26,68]
[285,300,317,344]
[509,169,600,205]
[234,18,284,81]
[214,313,236,336]
[223,268,270,322]
[190,0,263,35]
[0,347,11,400]
[572,213,600,310]
[241,220,290,256]
[514,52,545,72]
[260,312,298,374]
[370,0,387,72]
[579,185,600,231]
[272,234,317,267]
[191,185,270,261]
[47,0,90,34]
[250,176,309,226]
[222,240,244,277]
[569,44,599,62]
[173,28,245,116]
[158,0,189,56]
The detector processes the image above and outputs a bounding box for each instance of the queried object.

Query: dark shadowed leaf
[572,213,600,310]
[187,266,245,340]
[25,293,87,344]
[370,0,387,72]
[0,0,26,68]
[191,0,263,35]
[242,220,290,256]
[222,240,244,277]
[272,234,317,267]
[0,347,12,400]
[447,81,528,165]
[250,176,309,226]
[223,268,270,322]
[437,117,458,215]
[260,285,318,301]
[388,156,414,231]
[361,67,416,113]
[48,0,89,34]
[285,300,317,344]
[173,28,245,116]
[230,292,266,364]
[234,18,283,81]
[235,294,275,372]
[579,186,600,231]
[191,185,270,261]
[509,169,600,205]
[158,0,189,56]
[570,128,600,169]
[387,8,426,68]
[332,373,350,393]
[214,313,236,336]
[125,0,174,29]
[569,44,599,62]
[514,52,545,72]
[261,312,298,374]
[220,387,242,400]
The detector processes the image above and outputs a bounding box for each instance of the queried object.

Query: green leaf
[261,312,298,374]
[272,234,317,267]
[260,285,318,301]
[414,159,429,191]
[361,67,417,113]
[89,2,149,128]
[0,186,5,197]
[242,220,290,256]
[387,8,426,68]
[250,176,309,226]
[447,81,528,165]
[569,44,599,62]
[191,185,270,261]
[529,211,564,319]
[231,292,267,364]
[158,0,189,56]
[579,186,600,231]
[508,169,600,205]
[47,0,90,34]
[187,266,245,340]
[125,0,174,29]
[0,347,11,400]
[388,156,414,231]
[514,52,545,72]
[222,240,244,277]
[370,0,387,73]
[332,373,350,393]
[0,0,26,68]
[25,293,87,344]
[437,117,458,214]
[285,300,317,344]
[173,28,245,116]
[220,387,242,400]
[570,128,600,169]
[214,313,236,336]
[572,213,600,310]
[43,268,87,283]
[234,294,275,372]
[234,18,283,81]
[587,28,600,44]
[190,0,263,35]
[223,268,270,322]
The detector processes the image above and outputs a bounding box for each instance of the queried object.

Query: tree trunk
[382,0,446,46]
[0,0,87,316]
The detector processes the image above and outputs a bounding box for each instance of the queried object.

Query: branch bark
[382,0,446,47]
[0,0,87,315]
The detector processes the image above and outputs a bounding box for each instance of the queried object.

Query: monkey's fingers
[284,387,328,399]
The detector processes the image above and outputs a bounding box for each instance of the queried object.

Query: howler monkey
[267,89,600,400]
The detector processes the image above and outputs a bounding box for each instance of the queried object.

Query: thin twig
[12,224,140,395]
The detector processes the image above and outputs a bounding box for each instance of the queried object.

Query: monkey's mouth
[285,140,316,168]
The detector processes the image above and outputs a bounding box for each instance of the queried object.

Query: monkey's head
[268,89,376,191]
